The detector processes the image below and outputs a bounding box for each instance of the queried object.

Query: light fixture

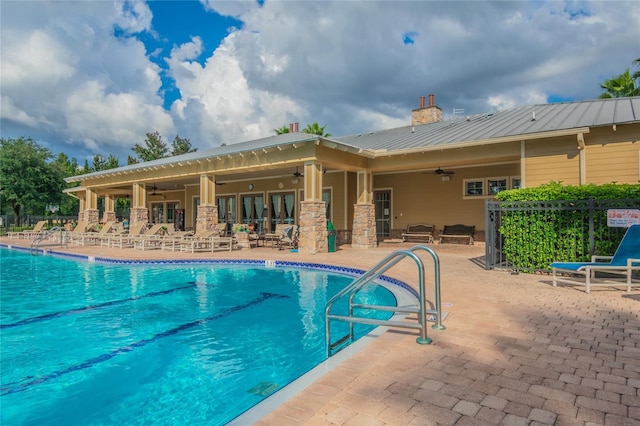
[292,178,299,184]
[248,184,254,190]
[441,176,450,182]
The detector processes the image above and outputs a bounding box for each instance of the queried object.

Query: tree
[91,154,120,171]
[0,137,64,221]
[598,67,640,98]
[274,125,290,135]
[171,135,197,156]
[633,57,640,81]
[302,122,332,137]
[131,131,169,162]
[51,153,81,216]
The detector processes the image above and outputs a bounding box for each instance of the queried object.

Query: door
[374,190,391,238]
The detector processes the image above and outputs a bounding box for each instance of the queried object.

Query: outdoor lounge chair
[8,220,47,239]
[72,221,117,246]
[550,224,640,293]
[102,221,148,248]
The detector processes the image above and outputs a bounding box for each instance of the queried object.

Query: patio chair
[550,224,640,293]
[277,225,299,250]
[8,220,47,239]
[102,221,148,248]
[264,223,289,247]
[72,221,117,246]
[132,223,173,250]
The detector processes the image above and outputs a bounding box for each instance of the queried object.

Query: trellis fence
[485,198,640,272]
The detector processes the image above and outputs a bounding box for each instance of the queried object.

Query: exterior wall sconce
[441,176,450,182]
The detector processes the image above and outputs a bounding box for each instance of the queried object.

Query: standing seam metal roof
[67,97,640,181]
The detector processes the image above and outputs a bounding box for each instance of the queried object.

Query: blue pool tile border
[0,244,418,298]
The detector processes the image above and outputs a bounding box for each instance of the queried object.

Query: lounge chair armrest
[628,258,640,267]
[590,255,613,262]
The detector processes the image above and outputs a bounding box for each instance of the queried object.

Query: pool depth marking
[1,291,288,396]
[1,282,208,330]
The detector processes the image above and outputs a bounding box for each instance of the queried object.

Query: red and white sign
[607,209,640,227]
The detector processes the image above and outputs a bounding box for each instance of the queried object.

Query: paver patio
[1,237,638,425]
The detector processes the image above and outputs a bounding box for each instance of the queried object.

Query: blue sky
[1,1,638,164]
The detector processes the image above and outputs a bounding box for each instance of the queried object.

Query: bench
[439,224,475,245]
[401,224,435,243]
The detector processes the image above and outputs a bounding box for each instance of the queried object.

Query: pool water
[0,249,396,425]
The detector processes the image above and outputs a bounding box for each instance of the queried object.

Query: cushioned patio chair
[277,225,299,250]
[550,224,640,293]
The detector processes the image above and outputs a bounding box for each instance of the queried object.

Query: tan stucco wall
[374,163,520,235]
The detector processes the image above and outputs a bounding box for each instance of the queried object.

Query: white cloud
[1,0,638,160]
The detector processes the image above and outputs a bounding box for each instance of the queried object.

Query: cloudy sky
[1,1,638,164]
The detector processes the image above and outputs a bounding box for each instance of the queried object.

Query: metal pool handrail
[30,227,69,255]
[325,245,444,357]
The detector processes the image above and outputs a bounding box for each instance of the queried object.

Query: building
[65,96,640,254]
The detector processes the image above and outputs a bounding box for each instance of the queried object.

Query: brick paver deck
[2,238,638,425]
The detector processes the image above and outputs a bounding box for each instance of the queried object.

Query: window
[487,177,507,195]
[464,176,519,198]
[464,180,484,197]
[511,177,522,189]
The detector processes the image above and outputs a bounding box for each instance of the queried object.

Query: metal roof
[336,96,640,152]
[68,97,639,182]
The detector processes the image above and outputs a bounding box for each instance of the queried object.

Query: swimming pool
[0,247,411,425]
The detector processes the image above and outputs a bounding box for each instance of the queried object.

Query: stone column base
[299,201,327,255]
[196,205,219,233]
[85,209,99,226]
[351,203,377,249]
[102,211,117,223]
[130,207,149,227]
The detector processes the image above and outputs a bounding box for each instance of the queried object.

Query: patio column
[84,188,99,225]
[77,193,86,223]
[352,170,377,249]
[102,195,116,223]
[130,182,149,227]
[299,161,327,254]
[196,174,219,232]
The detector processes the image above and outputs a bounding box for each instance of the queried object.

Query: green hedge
[494,183,640,271]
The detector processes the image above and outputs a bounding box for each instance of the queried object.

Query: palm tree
[274,125,290,135]
[633,57,640,81]
[599,68,640,98]
[302,123,332,137]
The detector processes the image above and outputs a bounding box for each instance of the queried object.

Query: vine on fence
[494,183,640,271]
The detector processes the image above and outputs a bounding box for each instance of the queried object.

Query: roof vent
[531,111,536,121]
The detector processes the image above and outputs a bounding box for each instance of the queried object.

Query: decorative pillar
[298,161,327,254]
[84,189,99,225]
[77,194,86,223]
[130,182,149,227]
[196,174,218,232]
[102,195,117,223]
[351,170,377,248]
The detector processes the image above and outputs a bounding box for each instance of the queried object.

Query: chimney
[289,123,294,133]
[294,122,299,132]
[412,93,442,126]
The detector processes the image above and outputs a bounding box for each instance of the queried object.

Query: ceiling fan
[428,167,455,176]
[149,183,164,195]
[292,167,303,178]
